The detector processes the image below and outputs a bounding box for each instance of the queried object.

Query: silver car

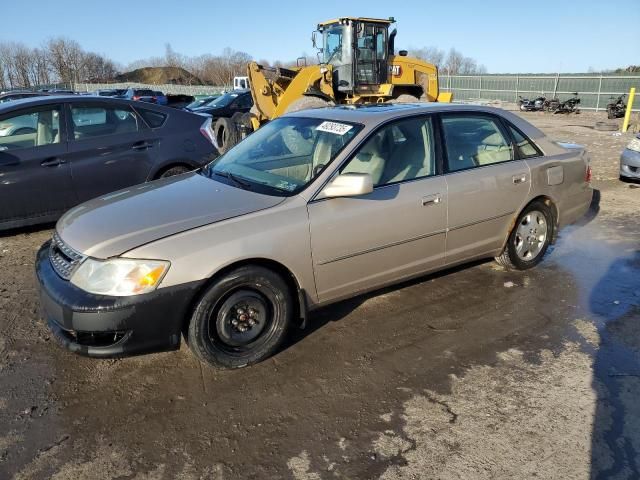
[36,103,593,368]
[620,134,640,180]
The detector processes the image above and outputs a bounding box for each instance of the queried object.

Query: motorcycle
[606,94,626,119]
[518,95,546,111]
[554,92,581,114]
[544,97,560,112]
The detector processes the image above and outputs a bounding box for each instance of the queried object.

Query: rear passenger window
[507,125,540,158]
[442,115,513,172]
[137,109,167,128]
[71,106,139,140]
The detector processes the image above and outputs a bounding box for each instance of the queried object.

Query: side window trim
[439,111,517,175]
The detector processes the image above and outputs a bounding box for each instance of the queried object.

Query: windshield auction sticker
[316,121,353,135]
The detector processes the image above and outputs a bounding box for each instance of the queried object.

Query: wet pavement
[1,112,639,479]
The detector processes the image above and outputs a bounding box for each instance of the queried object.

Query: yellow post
[622,87,636,133]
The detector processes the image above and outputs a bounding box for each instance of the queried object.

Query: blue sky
[2,0,638,73]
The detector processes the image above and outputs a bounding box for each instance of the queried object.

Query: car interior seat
[342,130,388,185]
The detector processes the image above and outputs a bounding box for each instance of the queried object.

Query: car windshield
[205,92,240,108]
[202,116,362,196]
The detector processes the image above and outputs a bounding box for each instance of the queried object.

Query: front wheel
[187,266,293,369]
[495,201,553,270]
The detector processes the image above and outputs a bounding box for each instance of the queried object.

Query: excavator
[213,17,453,153]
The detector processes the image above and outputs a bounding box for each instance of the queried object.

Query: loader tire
[390,94,421,103]
[283,97,334,155]
[214,117,238,154]
[285,96,333,114]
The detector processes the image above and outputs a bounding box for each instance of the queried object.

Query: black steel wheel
[187,266,293,369]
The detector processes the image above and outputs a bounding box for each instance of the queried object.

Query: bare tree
[410,46,445,67]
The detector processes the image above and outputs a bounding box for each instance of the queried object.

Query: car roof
[0,95,171,114]
[285,102,546,139]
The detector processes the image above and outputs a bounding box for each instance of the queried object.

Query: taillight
[585,165,592,183]
[200,118,215,146]
[132,96,140,101]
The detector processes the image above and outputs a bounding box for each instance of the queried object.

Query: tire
[187,266,293,369]
[231,112,244,124]
[495,201,553,270]
[390,94,420,103]
[284,96,333,114]
[159,165,190,178]
[12,127,36,136]
[594,121,618,132]
[214,117,239,154]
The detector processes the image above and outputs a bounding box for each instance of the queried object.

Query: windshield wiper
[213,170,251,190]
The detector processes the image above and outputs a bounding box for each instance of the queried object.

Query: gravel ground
[0,110,639,480]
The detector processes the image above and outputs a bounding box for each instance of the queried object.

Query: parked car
[94,89,126,97]
[0,96,217,230]
[166,94,195,109]
[620,134,640,180]
[154,91,168,106]
[0,92,48,104]
[188,89,252,119]
[185,96,219,110]
[35,103,593,369]
[122,88,157,102]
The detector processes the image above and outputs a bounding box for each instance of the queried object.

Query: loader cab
[318,17,392,95]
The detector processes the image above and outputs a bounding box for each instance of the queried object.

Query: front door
[66,102,156,203]
[440,113,531,263]
[0,104,75,227]
[308,115,447,303]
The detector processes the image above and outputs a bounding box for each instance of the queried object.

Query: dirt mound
[115,66,202,85]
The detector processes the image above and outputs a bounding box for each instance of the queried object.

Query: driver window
[0,106,61,151]
[341,116,435,187]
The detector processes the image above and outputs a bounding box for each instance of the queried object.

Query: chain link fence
[439,73,640,111]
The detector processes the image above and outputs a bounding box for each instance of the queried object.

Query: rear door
[0,103,75,226]
[440,112,531,264]
[66,102,157,203]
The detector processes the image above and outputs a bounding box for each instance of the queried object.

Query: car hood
[57,172,285,259]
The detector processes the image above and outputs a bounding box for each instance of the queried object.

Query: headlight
[626,137,640,153]
[70,258,170,296]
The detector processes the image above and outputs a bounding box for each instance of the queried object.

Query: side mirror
[311,31,318,49]
[322,173,373,198]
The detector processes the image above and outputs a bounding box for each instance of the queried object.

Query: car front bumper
[35,242,202,358]
[620,148,640,179]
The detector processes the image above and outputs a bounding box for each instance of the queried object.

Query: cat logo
[390,65,402,77]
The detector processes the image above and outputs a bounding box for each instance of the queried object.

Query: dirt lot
[1,110,639,480]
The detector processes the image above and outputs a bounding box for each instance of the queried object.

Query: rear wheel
[495,201,553,270]
[187,266,293,369]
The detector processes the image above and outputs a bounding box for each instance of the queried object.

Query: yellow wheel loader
[214,17,452,153]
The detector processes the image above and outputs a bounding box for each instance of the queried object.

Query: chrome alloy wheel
[514,210,548,261]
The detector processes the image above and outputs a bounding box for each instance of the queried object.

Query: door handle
[41,157,66,167]
[512,174,528,184]
[421,194,442,206]
[132,141,153,151]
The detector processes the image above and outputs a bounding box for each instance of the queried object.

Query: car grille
[49,232,85,280]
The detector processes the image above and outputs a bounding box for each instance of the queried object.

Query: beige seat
[475,132,512,165]
[342,132,386,185]
[382,123,433,183]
